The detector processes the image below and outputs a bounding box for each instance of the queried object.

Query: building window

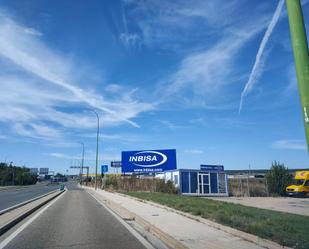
[174,175,178,184]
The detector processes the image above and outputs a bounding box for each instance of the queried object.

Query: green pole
[286,0,309,153]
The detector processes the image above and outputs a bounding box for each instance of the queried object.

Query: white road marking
[0,190,66,249]
[87,189,155,249]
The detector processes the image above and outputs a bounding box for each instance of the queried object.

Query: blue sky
[0,0,308,174]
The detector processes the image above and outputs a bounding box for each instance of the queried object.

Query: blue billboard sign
[200,165,224,172]
[29,168,38,175]
[122,149,177,173]
[101,165,108,174]
[111,161,122,168]
[39,168,49,175]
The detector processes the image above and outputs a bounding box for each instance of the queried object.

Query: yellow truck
[286,171,309,197]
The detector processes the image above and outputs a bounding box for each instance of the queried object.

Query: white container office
[162,165,228,196]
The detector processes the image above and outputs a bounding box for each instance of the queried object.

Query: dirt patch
[207,196,309,216]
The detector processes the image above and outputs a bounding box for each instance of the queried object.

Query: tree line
[0,162,37,186]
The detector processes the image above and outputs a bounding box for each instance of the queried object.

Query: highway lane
[0,183,60,211]
[3,183,147,249]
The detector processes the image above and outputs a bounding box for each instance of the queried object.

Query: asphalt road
[0,183,60,211]
[3,182,147,249]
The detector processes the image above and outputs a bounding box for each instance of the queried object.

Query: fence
[228,178,268,197]
[84,174,177,194]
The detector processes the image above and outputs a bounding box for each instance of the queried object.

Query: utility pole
[80,142,85,185]
[86,166,89,186]
[91,110,100,190]
[247,164,251,197]
[286,0,309,153]
[9,162,14,186]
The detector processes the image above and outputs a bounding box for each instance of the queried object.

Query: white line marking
[0,190,66,249]
[86,189,155,249]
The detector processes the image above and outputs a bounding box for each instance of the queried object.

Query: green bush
[266,161,292,196]
[0,162,37,186]
[105,174,118,189]
[157,180,178,194]
[102,174,177,194]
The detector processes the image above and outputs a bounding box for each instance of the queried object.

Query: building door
[210,173,218,193]
[198,173,210,194]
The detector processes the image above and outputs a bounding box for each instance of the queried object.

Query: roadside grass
[124,192,309,249]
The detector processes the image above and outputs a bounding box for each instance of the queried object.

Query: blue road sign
[111,161,122,168]
[101,165,108,174]
[200,165,224,172]
[121,149,177,173]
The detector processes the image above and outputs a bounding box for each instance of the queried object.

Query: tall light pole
[286,0,309,153]
[10,162,14,186]
[80,142,85,185]
[91,110,100,190]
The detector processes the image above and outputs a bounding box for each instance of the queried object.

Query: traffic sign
[111,161,122,168]
[101,165,108,174]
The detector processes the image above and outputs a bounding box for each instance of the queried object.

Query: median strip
[0,189,59,216]
[0,189,65,236]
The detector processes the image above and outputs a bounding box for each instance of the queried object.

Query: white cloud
[0,15,153,124]
[283,65,298,95]
[81,132,140,143]
[123,0,240,50]
[0,14,155,143]
[239,0,284,113]
[105,84,123,93]
[48,153,76,159]
[12,123,61,140]
[271,140,307,150]
[160,120,188,129]
[156,17,269,107]
[123,1,283,110]
[23,28,42,36]
[119,33,142,47]
[48,152,120,163]
[184,149,204,155]
[189,117,208,126]
[163,41,235,97]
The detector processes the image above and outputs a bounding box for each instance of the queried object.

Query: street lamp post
[91,110,100,190]
[10,162,14,186]
[80,142,85,185]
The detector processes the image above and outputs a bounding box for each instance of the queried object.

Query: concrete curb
[0,190,59,215]
[0,190,65,236]
[85,188,189,249]
[119,193,292,249]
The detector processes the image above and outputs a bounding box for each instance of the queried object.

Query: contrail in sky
[239,0,285,113]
